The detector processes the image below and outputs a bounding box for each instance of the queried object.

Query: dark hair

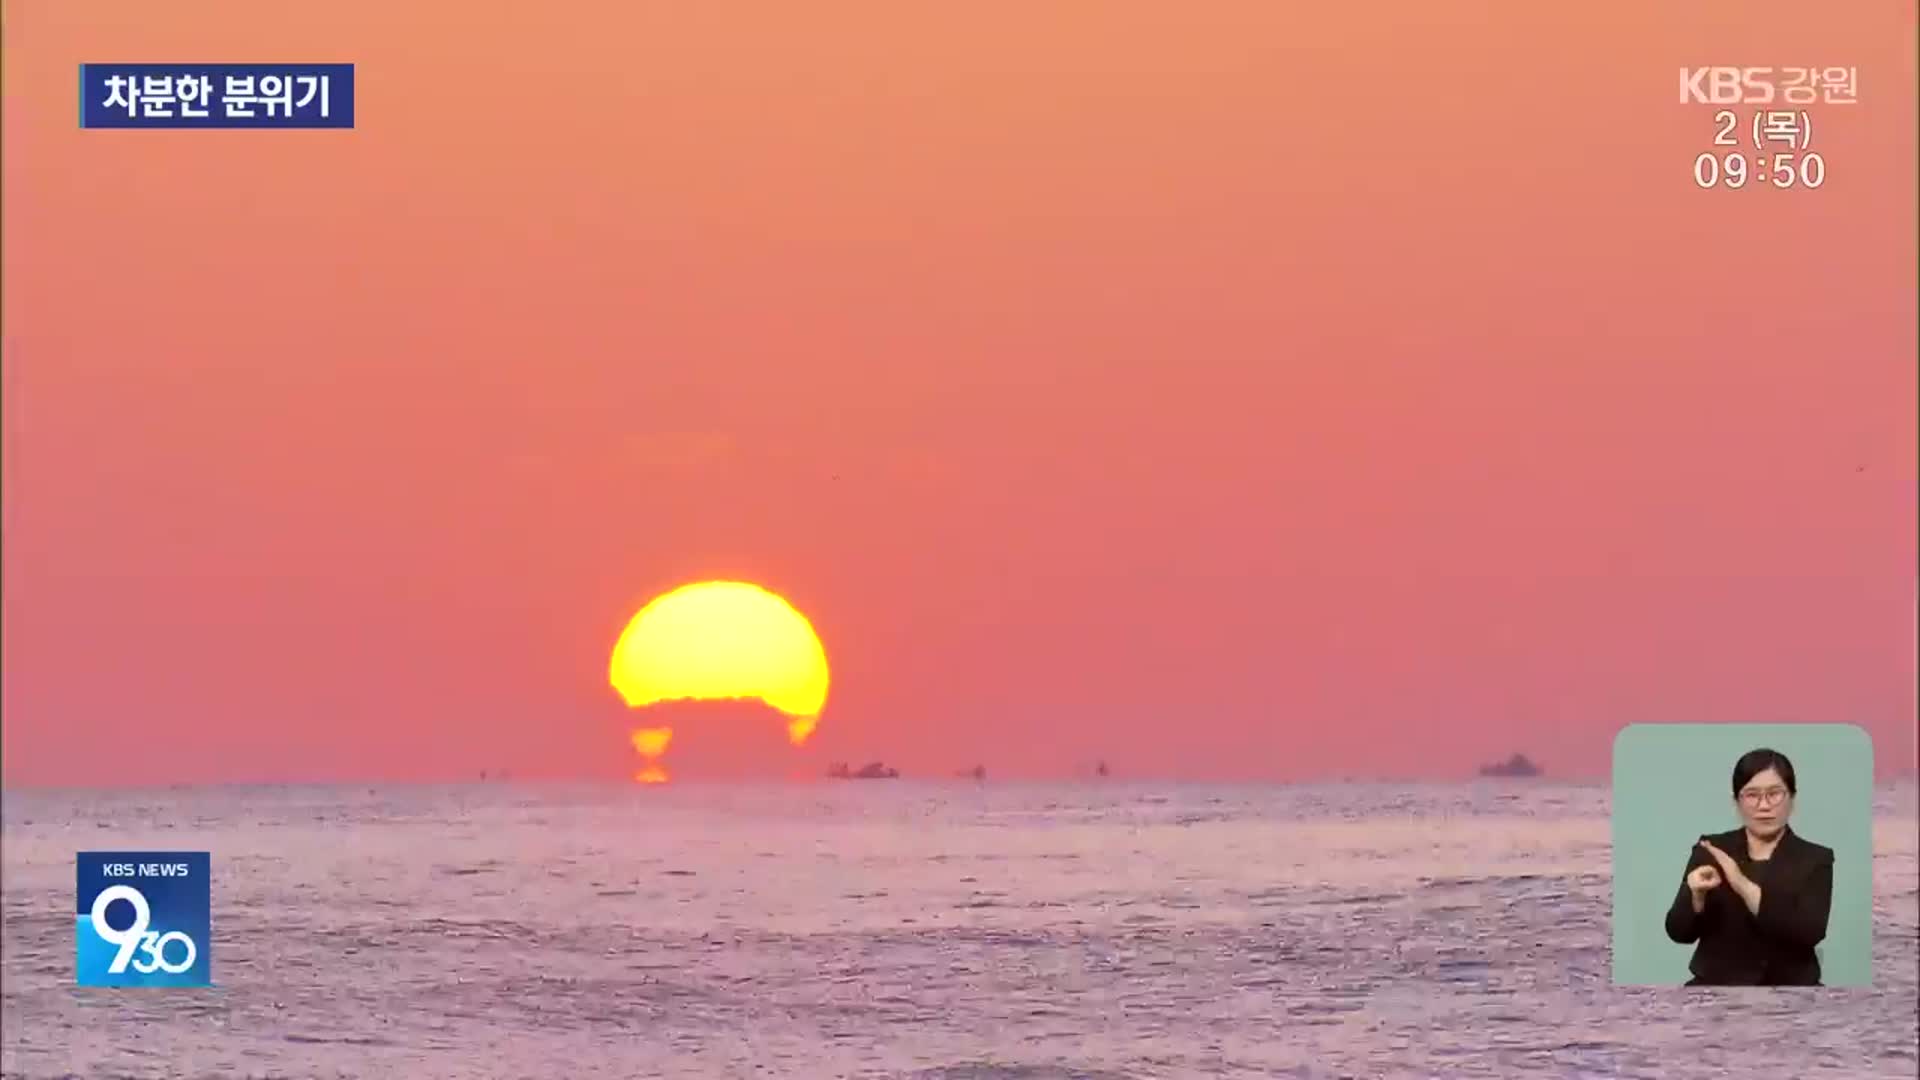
[1731,748,1797,796]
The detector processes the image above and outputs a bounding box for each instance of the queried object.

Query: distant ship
[1094,760,1110,779]
[827,761,900,780]
[1478,753,1543,778]
[956,764,986,782]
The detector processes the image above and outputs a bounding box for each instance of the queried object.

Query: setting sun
[609,581,830,781]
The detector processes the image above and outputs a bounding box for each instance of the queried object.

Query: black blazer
[1663,825,1834,986]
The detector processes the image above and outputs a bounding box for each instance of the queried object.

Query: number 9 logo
[91,884,197,975]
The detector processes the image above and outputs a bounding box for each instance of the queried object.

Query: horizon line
[12,773,1920,795]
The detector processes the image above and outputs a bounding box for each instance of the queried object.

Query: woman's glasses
[1739,786,1790,807]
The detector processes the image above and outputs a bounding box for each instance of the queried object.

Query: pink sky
[3,2,1916,786]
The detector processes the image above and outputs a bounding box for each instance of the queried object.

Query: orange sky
[3,2,1916,786]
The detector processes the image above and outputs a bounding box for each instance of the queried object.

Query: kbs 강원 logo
[1679,67,1860,106]
[76,852,211,987]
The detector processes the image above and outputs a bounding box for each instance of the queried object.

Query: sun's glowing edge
[631,727,674,758]
[615,688,827,726]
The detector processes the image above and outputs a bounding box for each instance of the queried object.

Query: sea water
[3,781,1916,1079]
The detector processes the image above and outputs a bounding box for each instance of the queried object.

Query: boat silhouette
[1478,753,1542,778]
[827,761,900,780]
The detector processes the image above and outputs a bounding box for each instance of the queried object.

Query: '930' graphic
[76,852,211,987]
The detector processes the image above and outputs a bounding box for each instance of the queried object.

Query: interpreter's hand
[1697,839,1742,883]
[1686,864,1723,894]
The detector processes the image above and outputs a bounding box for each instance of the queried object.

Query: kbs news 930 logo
[75,852,211,987]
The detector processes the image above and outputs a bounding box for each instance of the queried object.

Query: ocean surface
[2,781,1916,1079]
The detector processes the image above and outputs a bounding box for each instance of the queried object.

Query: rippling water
[3,781,1916,1079]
